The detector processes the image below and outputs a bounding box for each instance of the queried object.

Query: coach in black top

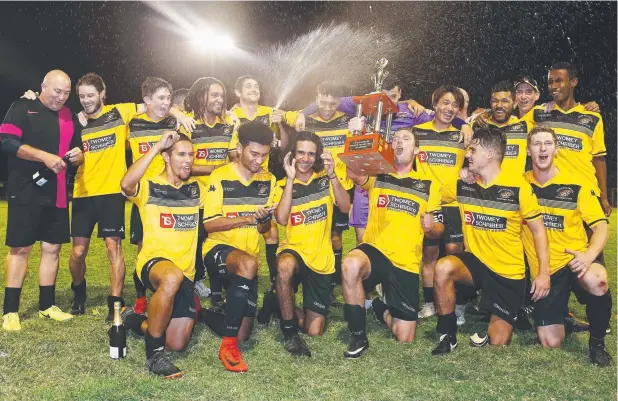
[0,70,83,331]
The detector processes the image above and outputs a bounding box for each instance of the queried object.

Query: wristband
[328,174,337,180]
[256,214,272,225]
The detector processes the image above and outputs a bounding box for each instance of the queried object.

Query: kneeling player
[200,121,276,372]
[273,132,351,357]
[120,131,204,378]
[341,129,444,358]
[432,127,550,355]
[523,126,611,366]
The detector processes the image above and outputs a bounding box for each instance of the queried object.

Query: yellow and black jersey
[179,112,235,186]
[412,121,465,206]
[202,163,276,258]
[522,170,608,278]
[523,104,605,193]
[273,171,337,274]
[288,110,354,190]
[128,113,179,178]
[483,116,530,176]
[127,175,205,282]
[74,103,138,198]
[229,104,278,170]
[457,171,542,280]
[362,171,442,274]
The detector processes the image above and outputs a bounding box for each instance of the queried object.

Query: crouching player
[119,131,204,378]
[273,132,351,357]
[524,126,612,366]
[341,128,444,358]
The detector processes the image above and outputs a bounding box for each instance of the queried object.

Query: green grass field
[0,201,615,401]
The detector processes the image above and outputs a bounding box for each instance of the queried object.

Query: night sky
[0,1,616,186]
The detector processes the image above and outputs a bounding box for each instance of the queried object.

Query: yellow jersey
[128,113,179,178]
[524,104,605,193]
[522,170,608,277]
[273,171,337,274]
[457,170,542,280]
[362,171,442,274]
[413,120,465,206]
[484,115,530,176]
[127,175,205,282]
[74,103,137,198]
[202,163,276,258]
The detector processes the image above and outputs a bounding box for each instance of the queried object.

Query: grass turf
[0,201,616,401]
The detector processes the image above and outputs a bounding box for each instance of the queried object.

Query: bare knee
[166,334,190,352]
[342,256,363,283]
[104,238,123,261]
[539,334,564,349]
[9,246,33,258]
[41,242,61,256]
[434,258,456,285]
[445,242,463,255]
[71,245,88,263]
[488,332,511,346]
[276,254,296,282]
[582,266,608,296]
[158,270,184,297]
[237,256,258,279]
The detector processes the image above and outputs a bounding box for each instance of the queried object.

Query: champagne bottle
[109,301,127,359]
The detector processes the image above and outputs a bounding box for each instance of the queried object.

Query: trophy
[338,58,399,175]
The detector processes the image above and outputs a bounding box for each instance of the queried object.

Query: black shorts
[6,202,70,247]
[451,252,525,325]
[140,257,196,319]
[203,244,258,317]
[331,188,355,233]
[279,249,331,316]
[71,194,126,239]
[130,203,143,245]
[423,206,463,246]
[357,244,419,321]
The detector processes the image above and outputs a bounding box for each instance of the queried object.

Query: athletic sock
[145,330,166,359]
[3,287,22,314]
[222,276,252,337]
[133,270,146,298]
[39,285,55,311]
[266,244,278,284]
[194,240,205,282]
[107,295,125,311]
[344,304,367,341]
[198,307,226,336]
[281,317,298,340]
[71,280,87,304]
[333,248,343,285]
[587,290,612,343]
[423,287,434,304]
[124,313,147,336]
[437,312,457,337]
[372,298,388,325]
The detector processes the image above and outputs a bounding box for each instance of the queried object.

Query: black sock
[71,280,87,304]
[587,290,612,344]
[455,288,466,306]
[266,244,278,284]
[145,330,166,359]
[344,304,367,341]
[198,308,226,337]
[133,270,146,298]
[437,312,457,337]
[423,287,434,304]
[107,295,125,311]
[222,276,252,337]
[3,287,22,314]
[372,298,388,325]
[333,248,343,285]
[125,313,147,336]
[39,285,55,311]
[207,262,223,304]
[194,240,205,282]
[281,317,298,340]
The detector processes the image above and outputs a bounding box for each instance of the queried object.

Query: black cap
[514,77,539,92]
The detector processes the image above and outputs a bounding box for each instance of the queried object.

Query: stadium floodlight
[192,30,235,52]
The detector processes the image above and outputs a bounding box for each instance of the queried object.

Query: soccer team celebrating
[0,61,613,379]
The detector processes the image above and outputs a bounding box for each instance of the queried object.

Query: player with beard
[341,128,444,358]
[432,127,550,355]
[120,131,204,378]
[200,121,276,372]
[272,132,351,357]
[523,126,611,366]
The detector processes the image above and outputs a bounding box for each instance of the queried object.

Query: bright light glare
[192,30,235,52]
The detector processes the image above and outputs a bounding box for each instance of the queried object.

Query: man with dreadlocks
[179,77,239,307]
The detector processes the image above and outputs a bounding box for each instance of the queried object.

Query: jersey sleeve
[271,179,286,204]
[360,176,376,192]
[426,180,442,213]
[70,114,83,150]
[203,173,224,222]
[284,110,300,126]
[116,103,139,125]
[267,174,278,207]
[578,184,608,228]
[198,182,207,209]
[519,181,543,222]
[228,131,239,152]
[125,179,149,207]
[0,100,27,141]
[591,116,606,157]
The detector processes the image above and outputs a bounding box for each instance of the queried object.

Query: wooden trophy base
[338,133,395,176]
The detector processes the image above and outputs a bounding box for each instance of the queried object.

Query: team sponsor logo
[195,147,228,160]
[82,133,116,153]
[320,134,347,148]
[159,213,198,231]
[497,188,516,201]
[542,213,565,231]
[138,141,159,154]
[555,186,575,201]
[464,211,507,231]
[225,211,256,226]
[556,134,583,151]
[417,151,457,166]
[377,194,420,216]
[504,144,519,158]
[290,204,328,226]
